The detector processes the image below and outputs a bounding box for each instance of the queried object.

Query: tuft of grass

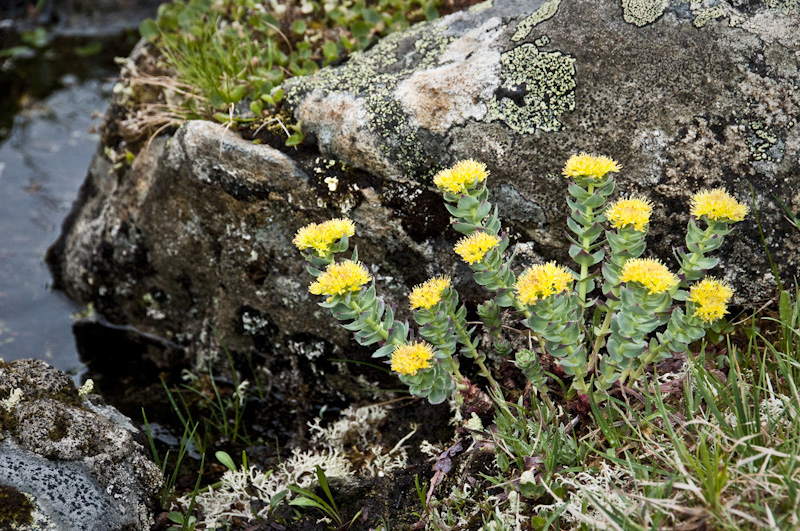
[134,0,444,146]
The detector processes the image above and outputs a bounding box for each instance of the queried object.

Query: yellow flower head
[454,232,501,265]
[391,341,434,376]
[619,258,679,294]
[562,153,621,180]
[433,159,489,194]
[690,188,749,223]
[605,196,654,232]
[689,277,734,323]
[409,275,452,310]
[309,260,371,300]
[515,262,574,305]
[293,218,356,255]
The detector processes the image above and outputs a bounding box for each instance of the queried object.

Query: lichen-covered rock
[283,0,800,303]
[0,359,163,531]
[49,115,448,387]
[49,0,798,383]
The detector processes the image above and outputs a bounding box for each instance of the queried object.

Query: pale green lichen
[693,5,726,27]
[620,0,668,26]
[765,0,799,11]
[512,0,562,42]
[747,120,782,162]
[692,4,743,27]
[469,0,494,13]
[285,24,454,177]
[486,43,576,134]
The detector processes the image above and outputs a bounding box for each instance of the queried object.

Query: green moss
[0,484,34,528]
[48,415,69,442]
[486,41,576,134]
[620,0,668,27]
[512,0,562,42]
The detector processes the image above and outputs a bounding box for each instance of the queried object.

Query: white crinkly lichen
[1,388,23,411]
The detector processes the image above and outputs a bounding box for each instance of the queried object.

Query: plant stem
[680,221,716,279]
[348,300,394,343]
[577,184,595,308]
[590,309,614,371]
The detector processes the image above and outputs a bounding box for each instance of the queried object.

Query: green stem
[446,307,504,398]
[680,221,716,279]
[475,358,501,395]
[447,357,469,391]
[447,309,480,359]
[577,184,595,307]
[347,300,394,343]
[589,309,614,371]
[511,298,532,320]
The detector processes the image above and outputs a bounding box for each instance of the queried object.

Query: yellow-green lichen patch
[621,0,668,26]
[512,0,562,42]
[765,0,799,11]
[469,0,494,13]
[486,42,576,134]
[693,5,726,27]
[747,120,783,162]
[285,24,455,176]
[692,5,743,27]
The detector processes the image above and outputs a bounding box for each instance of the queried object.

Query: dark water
[0,2,160,378]
[0,76,114,376]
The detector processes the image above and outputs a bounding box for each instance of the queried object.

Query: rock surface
[283,0,800,301]
[0,359,162,531]
[49,0,799,376]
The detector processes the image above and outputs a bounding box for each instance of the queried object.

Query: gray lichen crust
[284,0,582,177]
[285,24,456,178]
[0,360,162,531]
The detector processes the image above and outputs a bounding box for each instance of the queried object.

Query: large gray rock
[49,0,799,376]
[0,359,163,530]
[283,0,800,303]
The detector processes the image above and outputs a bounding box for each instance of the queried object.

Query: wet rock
[284,0,800,302]
[0,359,163,531]
[49,116,444,396]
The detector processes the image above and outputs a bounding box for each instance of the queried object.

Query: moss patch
[48,415,70,442]
[0,484,34,528]
[486,39,576,134]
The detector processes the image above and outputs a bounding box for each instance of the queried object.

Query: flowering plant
[293,155,747,403]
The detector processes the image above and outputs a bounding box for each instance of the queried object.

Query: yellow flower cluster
[690,188,749,222]
[619,258,678,294]
[409,275,452,310]
[391,341,434,376]
[433,159,489,194]
[454,232,501,265]
[605,197,653,232]
[562,153,621,180]
[293,218,355,256]
[689,277,733,323]
[309,260,371,300]
[515,262,574,305]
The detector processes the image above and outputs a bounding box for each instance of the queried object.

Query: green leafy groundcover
[139,0,444,143]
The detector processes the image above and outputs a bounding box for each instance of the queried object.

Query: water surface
[0,75,113,375]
